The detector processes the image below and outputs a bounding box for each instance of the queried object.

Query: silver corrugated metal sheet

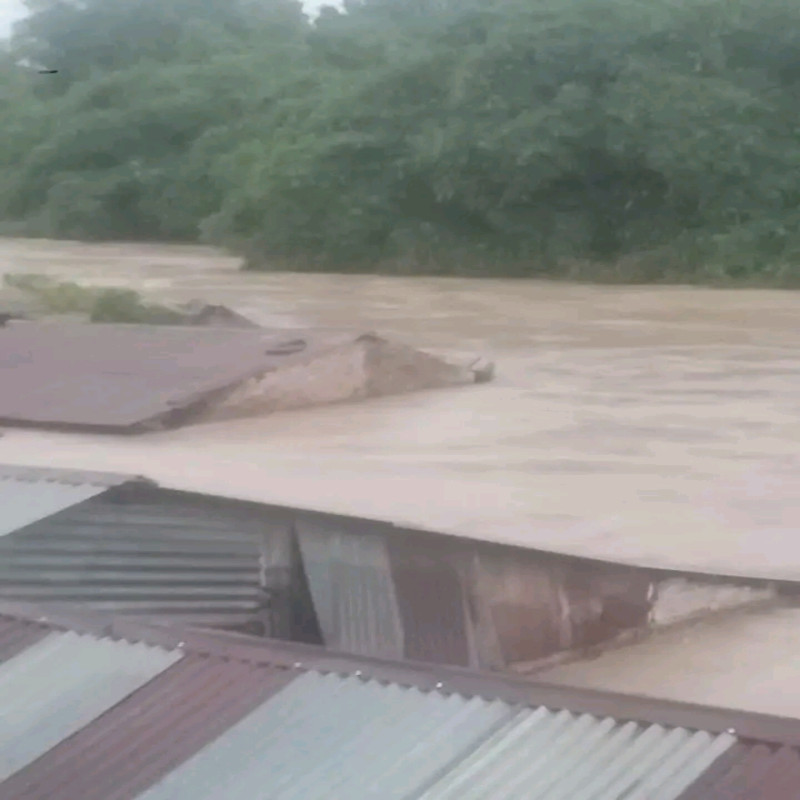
[297,516,404,659]
[135,671,738,800]
[0,495,266,621]
[0,466,128,537]
[0,629,180,781]
[0,609,786,800]
[136,671,512,800]
[418,708,737,800]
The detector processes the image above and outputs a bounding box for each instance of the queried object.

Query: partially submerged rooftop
[0,464,274,628]
[0,320,482,433]
[0,462,786,680]
[2,237,799,584]
[0,602,798,799]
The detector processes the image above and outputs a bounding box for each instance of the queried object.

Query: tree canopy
[2,0,800,282]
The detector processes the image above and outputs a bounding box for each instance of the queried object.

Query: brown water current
[1,237,799,578]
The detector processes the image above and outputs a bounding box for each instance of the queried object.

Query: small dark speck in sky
[38,69,58,74]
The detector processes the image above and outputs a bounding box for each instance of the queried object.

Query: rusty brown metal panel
[0,616,49,662]
[676,742,800,800]
[471,548,653,667]
[387,535,471,667]
[0,322,352,431]
[559,560,653,650]
[0,654,293,800]
[472,550,566,666]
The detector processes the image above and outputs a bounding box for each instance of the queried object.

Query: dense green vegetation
[2,0,800,282]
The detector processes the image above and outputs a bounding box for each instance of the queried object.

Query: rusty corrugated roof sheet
[0,321,352,431]
[0,653,291,800]
[0,629,180,782]
[0,605,797,800]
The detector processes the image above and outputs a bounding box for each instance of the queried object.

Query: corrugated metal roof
[0,608,796,800]
[136,670,740,800]
[0,629,180,781]
[297,516,404,660]
[0,464,132,537]
[136,671,514,800]
[0,321,357,431]
[0,493,264,622]
[418,708,736,800]
[0,653,292,800]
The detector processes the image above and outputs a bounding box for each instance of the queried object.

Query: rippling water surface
[1,237,799,578]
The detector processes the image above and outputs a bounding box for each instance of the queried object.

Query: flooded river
[1,237,800,579]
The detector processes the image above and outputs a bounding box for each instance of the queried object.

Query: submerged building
[0,464,777,674]
[0,320,487,433]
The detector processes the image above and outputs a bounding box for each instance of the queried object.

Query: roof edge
[0,462,153,488]
[151,482,795,584]
[2,600,800,748]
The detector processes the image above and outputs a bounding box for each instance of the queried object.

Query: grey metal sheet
[0,470,121,537]
[136,671,514,800]
[297,515,404,659]
[257,513,294,587]
[0,630,180,781]
[418,707,737,800]
[0,496,266,620]
[387,535,472,667]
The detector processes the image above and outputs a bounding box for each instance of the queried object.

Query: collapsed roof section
[0,463,778,671]
[0,321,488,433]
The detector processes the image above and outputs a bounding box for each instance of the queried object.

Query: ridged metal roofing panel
[418,707,736,800]
[0,630,180,781]
[0,609,791,800]
[136,671,514,800]
[297,516,404,659]
[0,654,292,800]
[0,470,118,537]
[0,495,264,622]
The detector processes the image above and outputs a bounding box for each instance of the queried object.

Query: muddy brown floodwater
[1,237,800,580]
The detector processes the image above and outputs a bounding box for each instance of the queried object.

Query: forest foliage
[2,0,800,282]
